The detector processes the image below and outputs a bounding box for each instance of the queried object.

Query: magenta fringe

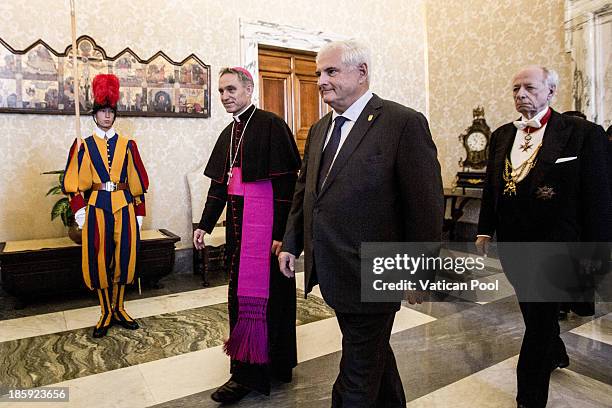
[223,296,269,364]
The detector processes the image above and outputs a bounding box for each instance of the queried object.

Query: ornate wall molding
[239,19,347,106]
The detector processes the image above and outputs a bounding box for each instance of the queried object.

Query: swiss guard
[62,74,149,338]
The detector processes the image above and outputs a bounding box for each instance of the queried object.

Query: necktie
[318,116,348,191]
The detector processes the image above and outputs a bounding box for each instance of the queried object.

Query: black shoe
[92,314,112,338]
[551,353,570,371]
[113,312,140,330]
[92,323,111,338]
[210,380,251,404]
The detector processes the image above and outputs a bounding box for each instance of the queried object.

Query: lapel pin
[368,114,373,122]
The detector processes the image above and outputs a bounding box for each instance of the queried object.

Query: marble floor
[0,255,611,407]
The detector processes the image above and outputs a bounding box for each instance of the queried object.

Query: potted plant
[43,170,82,244]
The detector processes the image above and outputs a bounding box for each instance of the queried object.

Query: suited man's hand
[475,236,490,256]
[278,251,296,278]
[405,290,428,305]
[271,240,282,256]
[193,229,206,250]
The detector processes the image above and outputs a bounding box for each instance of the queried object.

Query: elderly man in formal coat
[476,65,611,408]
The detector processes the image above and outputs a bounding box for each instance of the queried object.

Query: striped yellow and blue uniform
[62,133,149,290]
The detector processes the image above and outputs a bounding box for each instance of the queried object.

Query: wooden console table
[0,229,180,308]
[444,188,482,241]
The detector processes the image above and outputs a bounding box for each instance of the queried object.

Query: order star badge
[519,140,533,152]
[536,185,556,200]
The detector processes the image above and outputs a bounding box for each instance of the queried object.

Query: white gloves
[75,208,143,230]
[74,207,86,229]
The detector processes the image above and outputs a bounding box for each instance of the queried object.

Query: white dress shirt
[323,90,374,168]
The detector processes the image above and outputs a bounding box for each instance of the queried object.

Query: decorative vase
[67,215,82,245]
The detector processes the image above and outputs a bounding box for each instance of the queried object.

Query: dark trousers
[331,312,406,408]
[516,302,568,408]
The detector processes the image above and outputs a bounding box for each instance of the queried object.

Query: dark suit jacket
[478,109,612,242]
[283,94,444,314]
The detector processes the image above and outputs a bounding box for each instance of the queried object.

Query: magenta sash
[223,167,273,364]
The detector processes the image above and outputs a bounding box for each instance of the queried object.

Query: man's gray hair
[542,66,559,90]
[317,40,371,81]
[219,67,254,88]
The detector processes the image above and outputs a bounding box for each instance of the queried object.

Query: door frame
[239,19,346,107]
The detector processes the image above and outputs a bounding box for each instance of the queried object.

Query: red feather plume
[92,74,120,107]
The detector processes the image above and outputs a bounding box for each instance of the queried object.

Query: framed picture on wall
[0,35,210,118]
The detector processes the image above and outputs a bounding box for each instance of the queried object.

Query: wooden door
[259,46,328,155]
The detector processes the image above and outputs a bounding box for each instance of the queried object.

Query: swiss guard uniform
[62,74,149,338]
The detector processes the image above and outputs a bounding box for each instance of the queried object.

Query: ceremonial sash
[224,167,273,364]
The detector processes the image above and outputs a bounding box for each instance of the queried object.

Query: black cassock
[198,105,301,394]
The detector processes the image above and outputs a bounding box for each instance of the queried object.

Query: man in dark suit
[279,40,444,407]
[476,66,611,408]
